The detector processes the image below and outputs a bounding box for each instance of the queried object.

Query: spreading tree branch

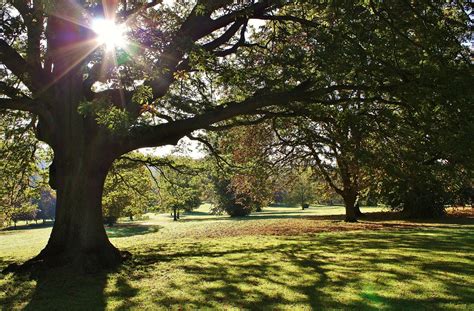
[127,80,315,151]
[0,39,46,92]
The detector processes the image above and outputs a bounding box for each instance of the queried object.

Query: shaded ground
[106,224,162,238]
[0,206,473,310]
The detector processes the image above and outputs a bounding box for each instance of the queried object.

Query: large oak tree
[1,0,471,271]
[1,0,314,270]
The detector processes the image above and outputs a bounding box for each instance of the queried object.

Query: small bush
[212,178,253,217]
[383,173,448,218]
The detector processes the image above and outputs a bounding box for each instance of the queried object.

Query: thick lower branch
[0,98,42,114]
[0,39,46,92]
[127,81,315,151]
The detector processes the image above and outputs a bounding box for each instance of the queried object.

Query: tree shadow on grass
[1,267,108,311]
[0,221,54,233]
[106,224,162,238]
[1,266,141,311]
[177,212,318,223]
[182,210,211,216]
[177,206,348,223]
[2,223,473,309]
[304,211,474,226]
[123,227,474,309]
[0,258,17,272]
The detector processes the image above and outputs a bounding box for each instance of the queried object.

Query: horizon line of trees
[2,139,472,228]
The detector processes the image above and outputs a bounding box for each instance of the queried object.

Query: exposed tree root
[344,217,358,223]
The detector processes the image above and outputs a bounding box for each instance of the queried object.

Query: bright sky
[140,137,206,159]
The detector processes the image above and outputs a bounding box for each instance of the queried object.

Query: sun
[91,18,127,51]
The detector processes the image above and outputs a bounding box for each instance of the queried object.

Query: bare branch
[120,0,162,18]
[258,15,320,28]
[186,133,243,170]
[119,155,190,175]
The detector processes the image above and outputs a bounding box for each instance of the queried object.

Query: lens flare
[91,19,127,51]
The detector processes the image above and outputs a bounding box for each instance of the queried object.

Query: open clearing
[1,205,473,310]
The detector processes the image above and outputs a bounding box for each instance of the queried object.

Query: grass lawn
[1,205,473,310]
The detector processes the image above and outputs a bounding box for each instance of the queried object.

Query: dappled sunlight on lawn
[1,207,473,310]
[111,228,474,309]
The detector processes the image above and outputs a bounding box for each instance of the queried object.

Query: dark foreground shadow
[0,263,141,311]
[1,268,108,311]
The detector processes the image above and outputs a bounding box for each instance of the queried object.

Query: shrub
[211,178,253,217]
[382,172,448,218]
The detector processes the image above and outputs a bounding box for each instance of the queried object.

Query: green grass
[1,205,473,310]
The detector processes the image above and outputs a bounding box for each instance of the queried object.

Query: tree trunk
[354,201,364,217]
[23,152,127,272]
[1,17,132,274]
[173,207,177,221]
[343,193,358,222]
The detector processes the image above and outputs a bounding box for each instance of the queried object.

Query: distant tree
[204,124,275,216]
[271,101,380,221]
[102,157,156,226]
[35,188,56,223]
[11,204,37,228]
[226,124,275,212]
[284,167,318,209]
[157,157,202,221]
[210,176,256,217]
[0,112,42,226]
[313,178,343,206]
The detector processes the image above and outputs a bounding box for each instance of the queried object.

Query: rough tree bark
[36,153,124,270]
[22,77,130,271]
[342,191,358,223]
